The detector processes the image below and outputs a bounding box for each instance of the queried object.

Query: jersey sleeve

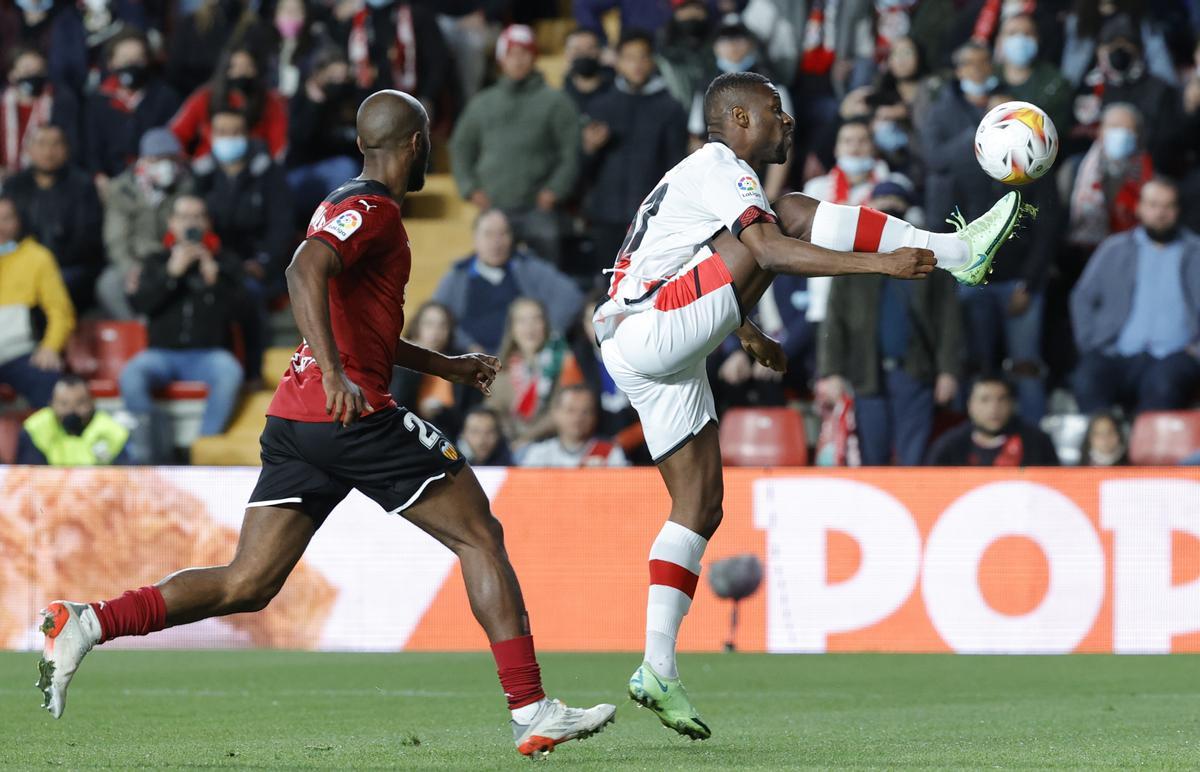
[698,160,778,239]
[307,198,395,270]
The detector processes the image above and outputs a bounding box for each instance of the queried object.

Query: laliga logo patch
[736,175,760,200]
[322,210,363,241]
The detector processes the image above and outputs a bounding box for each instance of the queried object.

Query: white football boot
[35,601,101,719]
[512,698,616,757]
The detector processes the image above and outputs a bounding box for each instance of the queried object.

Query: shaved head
[355,89,431,193]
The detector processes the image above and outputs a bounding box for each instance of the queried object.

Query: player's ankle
[511,698,545,724]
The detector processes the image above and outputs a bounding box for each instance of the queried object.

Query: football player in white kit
[597,72,1031,739]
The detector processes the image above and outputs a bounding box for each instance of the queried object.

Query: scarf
[801,0,839,76]
[2,87,52,174]
[509,338,568,421]
[349,5,417,92]
[829,163,885,204]
[97,74,144,115]
[970,433,1023,466]
[1067,141,1152,248]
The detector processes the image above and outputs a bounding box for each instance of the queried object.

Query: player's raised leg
[37,504,318,718]
[627,422,722,740]
[398,465,616,757]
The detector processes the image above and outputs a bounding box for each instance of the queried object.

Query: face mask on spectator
[1001,35,1038,67]
[836,155,875,177]
[1106,46,1134,72]
[571,56,601,78]
[1144,224,1179,244]
[228,76,256,95]
[960,75,998,97]
[872,121,908,152]
[17,75,47,98]
[16,0,53,14]
[116,64,148,91]
[211,136,247,164]
[0,240,17,255]
[148,159,177,188]
[365,0,391,8]
[716,53,756,74]
[60,412,90,436]
[1102,127,1136,161]
[675,19,708,41]
[323,79,351,100]
[275,17,303,39]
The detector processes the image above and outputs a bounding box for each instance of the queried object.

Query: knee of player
[771,192,818,240]
[224,569,283,613]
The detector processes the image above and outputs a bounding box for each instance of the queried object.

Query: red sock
[491,634,545,710]
[90,586,167,644]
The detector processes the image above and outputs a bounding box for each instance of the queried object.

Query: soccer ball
[974,101,1058,185]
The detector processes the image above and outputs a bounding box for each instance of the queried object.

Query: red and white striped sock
[809,201,971,269]
[645,521,708,679]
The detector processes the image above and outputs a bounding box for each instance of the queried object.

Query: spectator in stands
[120,195,244,440]
[164,0,271,98]
[269,0,328,99]
[713,274,815,412]
[804,119,893,206]
[333,0,453,119]
[869,97,922,186]
[486,297,584,448]
[99,128,194,320]
[1,124,102,312]
[84,30,182,185]
[925,378,1060,466]
[654,0,714,113]
[457,405,513,466]
[519,384,629,467]
[568,299,643,461]
[433,209,583,354]
[563,27,614,116]
[193,107,292,378]
[689,22,792,198]
[0,48,79,182]
[171,43,289,161]
[1070,178,1200,415]
[0,195,73,408]
[1061,3,1177,88]
[450,24,580,263]
[1066,15,1182,172]
[574,0,671,45]
[818,255,962,467]
[389,301,469,437]
[16,374,130,465]
[995,14,1072,137]
[286,45,361,219]
[582,29,687,278]
[421,0,505,103]
[1061,103,1153,257]
[1079,411,1128,467]
[873,36,928,111]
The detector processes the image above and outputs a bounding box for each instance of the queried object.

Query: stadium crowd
[2,0,1200,468]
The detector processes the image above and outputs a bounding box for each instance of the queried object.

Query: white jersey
[594,142,776,340]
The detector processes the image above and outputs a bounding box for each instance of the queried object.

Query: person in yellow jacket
[16,375,130,465]
[0,195,75,407]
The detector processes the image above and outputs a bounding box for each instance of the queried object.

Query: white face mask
[0,240,17,255]
[148,158,177,188]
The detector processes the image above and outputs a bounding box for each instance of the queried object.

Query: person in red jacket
[170,43,288,161]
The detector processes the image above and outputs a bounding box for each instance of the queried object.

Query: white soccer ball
[974,100,1058,185]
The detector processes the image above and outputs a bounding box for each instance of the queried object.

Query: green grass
[2,651,1199,769]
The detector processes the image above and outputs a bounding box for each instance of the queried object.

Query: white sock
[809,201,971,270]
[645,521,708,680]
[512,698,545,724]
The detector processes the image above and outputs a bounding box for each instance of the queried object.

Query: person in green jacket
[450,24,580,265]
[16,374,130,465]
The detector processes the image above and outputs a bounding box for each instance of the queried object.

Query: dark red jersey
[268,179,410,422]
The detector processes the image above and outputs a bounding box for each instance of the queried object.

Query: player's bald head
[703,71,773,132]
[356,89,427,150]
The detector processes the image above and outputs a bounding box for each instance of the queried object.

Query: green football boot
[628,661,711,740]
[944,190,1037,286]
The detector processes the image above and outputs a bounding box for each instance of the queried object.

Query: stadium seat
[68,320,149,398]
[720,407,808,467]
[0,411,32,464]
[1128,411,1200,465]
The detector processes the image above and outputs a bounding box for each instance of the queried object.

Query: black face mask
[116,63,148,90]
[571,56,601,78]
[1144,224,1179,244]
[675,18,708,41]
[60,412,91,436]
[17,75,47,98]
[228,76,257,95]
[323,80,351,101]
[1107,47,1134,72]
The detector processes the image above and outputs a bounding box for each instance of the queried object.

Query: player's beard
[407,139,430,191]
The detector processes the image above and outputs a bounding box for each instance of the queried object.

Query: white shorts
[597,254,742,461]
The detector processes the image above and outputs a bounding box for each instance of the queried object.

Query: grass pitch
[2,651,1198,769]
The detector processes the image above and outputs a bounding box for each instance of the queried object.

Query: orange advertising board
[1,466,1197,653]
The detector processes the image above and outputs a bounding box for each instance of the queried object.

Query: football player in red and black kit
[35,91,616,758]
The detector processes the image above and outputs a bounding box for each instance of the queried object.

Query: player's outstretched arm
[285,239,370,425]
[738,220,935,279]
[395,338,501,396]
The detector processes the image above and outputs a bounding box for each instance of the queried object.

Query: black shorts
[247,407,466,525]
